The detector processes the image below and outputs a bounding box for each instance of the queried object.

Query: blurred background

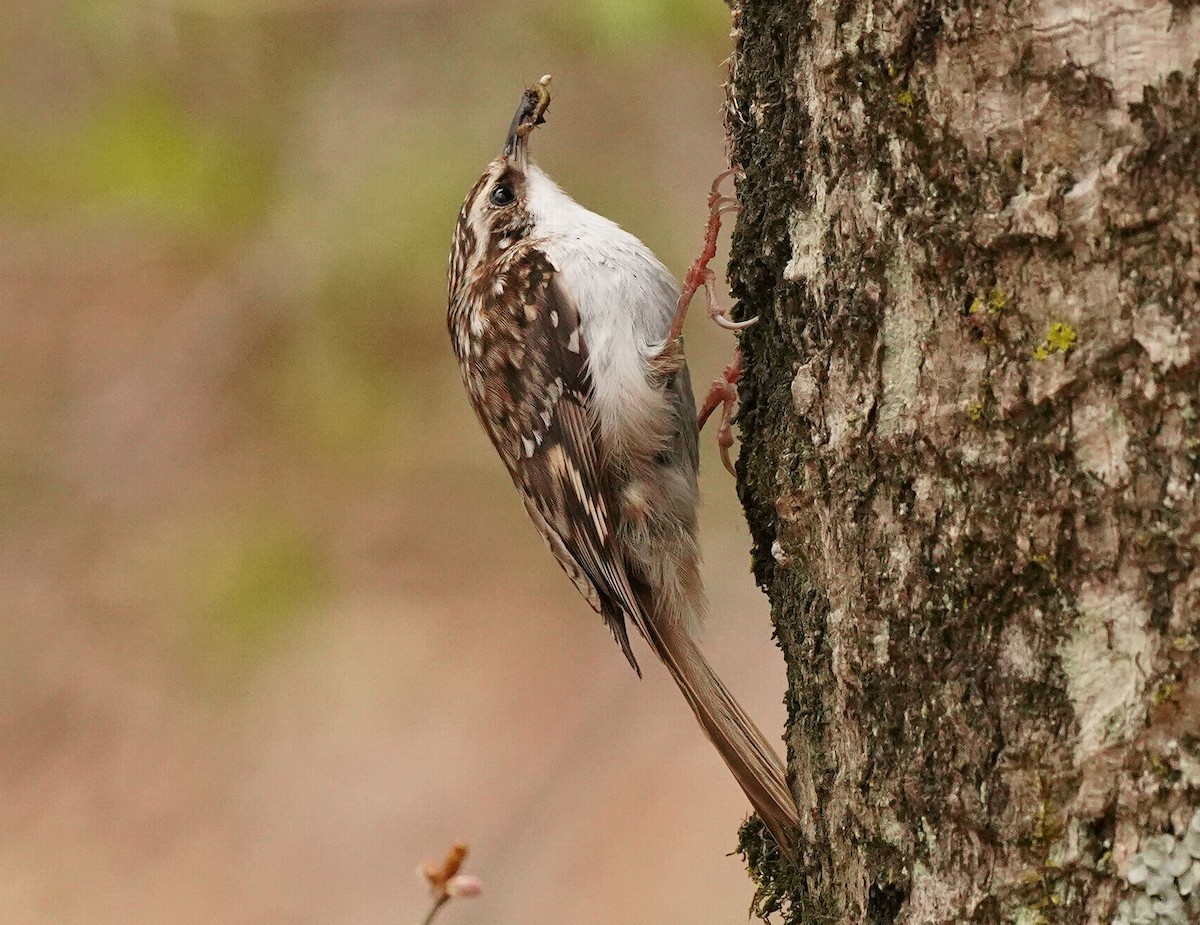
[0,2,791,923]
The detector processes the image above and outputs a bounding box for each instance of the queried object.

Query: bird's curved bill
[503,75,551,166]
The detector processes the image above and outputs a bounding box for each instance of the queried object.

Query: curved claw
[713,313,759,331]
[718,438,736,477]
[704,275,757,330]
[710,167,744,198]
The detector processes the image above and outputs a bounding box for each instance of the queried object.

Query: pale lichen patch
[872,620,890,667]
[783,174,827,293]
[823,351,873,452]
[1134,303,1191,370]
[790,362,819,413]
[1010,185,1062,240]
[906,858,969,925]
[1030,0,1200,107]
[876,253,928,439]
[1061,574,1151,763]
[1062,150,1128,239]
[929,38,1043,159]
[1072,389,1132,487]
[1001,621,1040,681]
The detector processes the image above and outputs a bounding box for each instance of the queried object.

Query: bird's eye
[490,184,516,207]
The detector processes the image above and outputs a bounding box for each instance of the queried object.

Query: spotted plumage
[445,77,801,853]
[450,242,644,668]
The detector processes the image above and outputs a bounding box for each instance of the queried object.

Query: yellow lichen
[1033,322,1077,360]
[1151,682,1175,705]
[969,289,1006,318]
[897,88,914,111]
[1029,553,1058,583]
[966,398,984,421]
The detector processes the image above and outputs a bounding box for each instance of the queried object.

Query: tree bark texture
[724,2,1200,923]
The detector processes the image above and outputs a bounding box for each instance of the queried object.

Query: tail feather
[646,623,800,855]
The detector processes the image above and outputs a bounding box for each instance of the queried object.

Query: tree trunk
[724,2,1200,923]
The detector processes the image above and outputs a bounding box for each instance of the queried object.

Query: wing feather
[457,247,647,672]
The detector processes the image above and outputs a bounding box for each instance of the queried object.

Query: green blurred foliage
[549,0,730,51]
[328,132,475,310]
[256,133,477,467]
[263,318,410,469]
[180,513,329,672]
[0,78,275,233]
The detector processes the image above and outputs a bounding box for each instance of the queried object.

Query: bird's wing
[461,247,647,672]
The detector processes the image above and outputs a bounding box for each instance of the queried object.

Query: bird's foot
[697,347,744,477]
[666,168,755,344]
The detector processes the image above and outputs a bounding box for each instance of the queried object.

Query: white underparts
[524,166,681,458]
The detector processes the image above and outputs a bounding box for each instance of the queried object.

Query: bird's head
[449,76,552,292]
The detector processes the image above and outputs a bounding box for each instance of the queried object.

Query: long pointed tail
[646,623,801,854]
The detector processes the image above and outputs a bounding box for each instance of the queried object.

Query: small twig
[416,843,483,925]
[418,894,450,925]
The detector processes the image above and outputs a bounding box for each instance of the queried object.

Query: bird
[446,76,800,854]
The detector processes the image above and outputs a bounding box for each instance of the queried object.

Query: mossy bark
[724,2,1200,923]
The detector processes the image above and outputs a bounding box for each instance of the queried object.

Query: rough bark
[724,2,1200,923]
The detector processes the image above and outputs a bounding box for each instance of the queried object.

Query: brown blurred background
[0,2,790,922]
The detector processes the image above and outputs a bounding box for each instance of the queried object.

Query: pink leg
[666,170,757,344]
[663,169,754,476]
[696,348,743,476]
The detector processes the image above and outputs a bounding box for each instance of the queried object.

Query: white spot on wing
[563,460,607,541]
[567,329,580,353]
